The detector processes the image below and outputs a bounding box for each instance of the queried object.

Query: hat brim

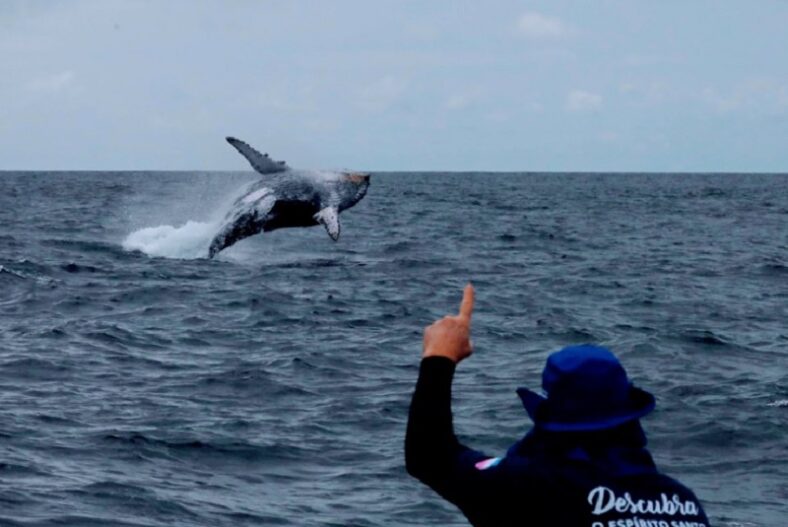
[516,385,656,432]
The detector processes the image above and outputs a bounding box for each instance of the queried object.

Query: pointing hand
[423,284,475,363]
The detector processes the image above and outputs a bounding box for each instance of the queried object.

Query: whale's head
[336,172,370,211]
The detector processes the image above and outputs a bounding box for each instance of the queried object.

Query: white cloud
[484,111,510,123]
[516,12,570,39]
[405,20,440,41]
[566,90,602,112]
[701,88,740,113]
[356,76,409,112]
[700,81,788,113]
[444,94,471,110]
[619,81,672,104]
[27,70,75,93]
[778,86,788,109]
[598,131,619,143]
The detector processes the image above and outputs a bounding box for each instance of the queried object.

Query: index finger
[458,283,475,321]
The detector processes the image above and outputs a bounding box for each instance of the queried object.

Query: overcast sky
[1,1,787,171]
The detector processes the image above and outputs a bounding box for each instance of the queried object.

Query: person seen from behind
[405,284,711,526]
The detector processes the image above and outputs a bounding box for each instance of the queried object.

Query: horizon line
[1,169,787,175]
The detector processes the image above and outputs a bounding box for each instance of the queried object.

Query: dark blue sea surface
[0,171,786,526]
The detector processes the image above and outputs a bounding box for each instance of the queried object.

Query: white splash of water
[122,220,219,259]
[120,174,258,260]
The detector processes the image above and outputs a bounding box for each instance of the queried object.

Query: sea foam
[122,220,219,259]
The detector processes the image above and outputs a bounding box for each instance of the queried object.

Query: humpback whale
[208,137,370,258]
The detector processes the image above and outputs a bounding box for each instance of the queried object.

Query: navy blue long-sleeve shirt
[405,356,710,526]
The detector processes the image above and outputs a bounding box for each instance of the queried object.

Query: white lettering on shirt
[588,486,700,517]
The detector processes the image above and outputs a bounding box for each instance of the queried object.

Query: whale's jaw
[336,173,370,212]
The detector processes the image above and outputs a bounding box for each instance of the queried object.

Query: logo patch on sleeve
[474,457,501,470]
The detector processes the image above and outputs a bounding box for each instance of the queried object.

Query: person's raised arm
[405,284,488,492]
[422,283,475,363]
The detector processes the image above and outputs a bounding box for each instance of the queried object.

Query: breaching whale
[208,137,370,258]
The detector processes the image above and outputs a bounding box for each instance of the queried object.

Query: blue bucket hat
[516,345,655,432]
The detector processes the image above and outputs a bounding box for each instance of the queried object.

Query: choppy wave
[1,172,786,526]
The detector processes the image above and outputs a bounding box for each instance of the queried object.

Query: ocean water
[0,171,786,527]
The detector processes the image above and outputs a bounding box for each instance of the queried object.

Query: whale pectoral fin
[226,137,289,175]
[314,207,340,241]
